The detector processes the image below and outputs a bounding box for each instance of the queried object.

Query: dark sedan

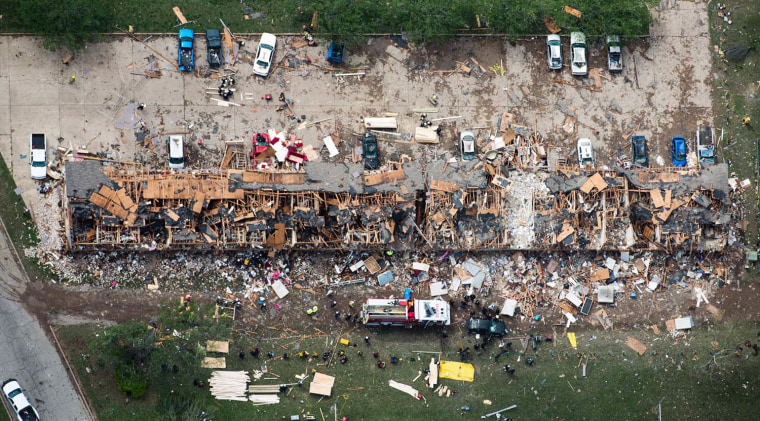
[362,132,380,170]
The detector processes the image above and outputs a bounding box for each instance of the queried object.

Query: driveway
[0,218,91,421]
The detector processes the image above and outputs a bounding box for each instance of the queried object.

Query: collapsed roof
[63,160,733,253]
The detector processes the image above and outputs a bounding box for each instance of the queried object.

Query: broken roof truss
[63,154,733,253]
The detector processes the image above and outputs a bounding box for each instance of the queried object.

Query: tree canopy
[17,0,114,53]
[289,0,655,45]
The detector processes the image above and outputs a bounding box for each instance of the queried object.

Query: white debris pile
[504,172,550,248]
[23,185,65,262]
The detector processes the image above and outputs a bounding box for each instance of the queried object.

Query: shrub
[114,364,148,398]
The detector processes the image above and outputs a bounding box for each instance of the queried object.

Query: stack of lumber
[249,394,280,405]
[389,380,420,400]
[247,384,284,393]
[209,371,250,401]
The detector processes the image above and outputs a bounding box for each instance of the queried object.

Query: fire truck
[360,298,450,327]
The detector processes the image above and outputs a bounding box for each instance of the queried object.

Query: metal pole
[657,397,665,421]
[481,404,517,419]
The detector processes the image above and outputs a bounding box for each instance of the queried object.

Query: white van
[167,135,185,169]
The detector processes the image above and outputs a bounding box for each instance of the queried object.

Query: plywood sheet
[363,256,381,274]
[593,309,613,330]
[650,189,665,208]
[428,358,438,387]
[414,127,440,144]
[201,357,227,368]
[589,268,610,282]
[363,168,405,186]
[192,191,206,213]
[309,373,335,396]
[626,337,647,355]
[589,173,608,191]
[665,319,676,331]
[430,179,459,192]
[206,340,230,353]
[143,178,244,200]
[241,171,305,185]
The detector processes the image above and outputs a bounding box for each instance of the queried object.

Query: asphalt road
[0,220,91,420]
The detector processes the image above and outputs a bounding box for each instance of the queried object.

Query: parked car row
[177,30,277,77]
[547,33,623,74]
[573,132,711,169]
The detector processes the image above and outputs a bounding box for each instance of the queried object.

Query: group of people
[217,74,235,100]
[735,340,760,356]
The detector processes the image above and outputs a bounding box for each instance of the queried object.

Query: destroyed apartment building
[62,154,733,253]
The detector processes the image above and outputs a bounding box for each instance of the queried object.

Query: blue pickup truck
[178,29,194,72]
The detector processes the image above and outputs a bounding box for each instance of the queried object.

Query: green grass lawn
[0,406,11,421]
[710,0,760,245]
[58,298,760,421]
[0,156,53,282]
[0,0,299,34]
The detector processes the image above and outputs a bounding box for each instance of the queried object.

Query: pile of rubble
[60,155,735,255]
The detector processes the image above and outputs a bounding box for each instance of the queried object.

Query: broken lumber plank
[172,6,188,24]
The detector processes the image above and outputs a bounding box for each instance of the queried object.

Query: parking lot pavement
[0,1,711,222]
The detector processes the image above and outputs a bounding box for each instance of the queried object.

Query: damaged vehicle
[546,34,562,70]
[253,33,277,77]
[467,318,507,337]
[167,135,185,169]
[206,29,222,67]
[632,135,648,167]
[178,28,194,72]
[607,35,623,73]
[361,132,380,170]
[460,131,477,161]
[29,133,47,180]
[697,126,715,164]
[671,136,687,167]
[577,138,594,168]
[570,32,588,76]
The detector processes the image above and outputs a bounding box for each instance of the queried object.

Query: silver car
[547,34,562,70]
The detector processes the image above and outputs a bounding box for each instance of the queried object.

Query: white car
[460,131,476,161]
[2,379,40,421]
[167,135,185,169]
[29,133,47,180]
[577,138,594,168]
[546,34,562,70]
[570,32,588,76]
[253,33,277,77]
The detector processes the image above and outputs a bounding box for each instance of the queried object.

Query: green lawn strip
[0,155,54,281]
[59,308,760,421]
[2,0,653,39]
[710,0,760,243]
[107,0,294,34]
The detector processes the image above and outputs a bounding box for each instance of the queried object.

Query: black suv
[362,133,380,170]
[466,318,507,337]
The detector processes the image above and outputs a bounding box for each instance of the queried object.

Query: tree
[18,0,113,53]
[101,321,156,399]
